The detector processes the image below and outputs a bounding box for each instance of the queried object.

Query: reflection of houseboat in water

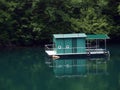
[46,57,108,78]
[45,33,110,57]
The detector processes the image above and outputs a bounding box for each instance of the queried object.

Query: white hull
[45,49,109,56]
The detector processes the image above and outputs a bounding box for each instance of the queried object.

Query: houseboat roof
[53,33,87,38]
[53,33,109,39]
[87,34,110,39]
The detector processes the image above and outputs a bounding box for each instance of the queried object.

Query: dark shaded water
[0,45,120,90]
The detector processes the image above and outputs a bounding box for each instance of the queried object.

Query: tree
[0,0,120,46]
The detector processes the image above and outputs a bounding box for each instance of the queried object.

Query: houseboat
[45,33,110,57]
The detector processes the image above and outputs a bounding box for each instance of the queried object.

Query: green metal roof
[87,34,110,39]
[53,33,87,38]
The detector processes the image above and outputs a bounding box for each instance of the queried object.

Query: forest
[0,0,120,46]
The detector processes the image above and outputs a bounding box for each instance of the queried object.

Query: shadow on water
[45,55,109,78]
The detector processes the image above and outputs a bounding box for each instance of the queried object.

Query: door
[72,38,77,53]
[64,38,72,53]
[77,38,86,53]
[56,39,64,54]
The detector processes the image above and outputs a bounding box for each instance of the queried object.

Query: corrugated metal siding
[72,38,77,53]
[77,38,86,53]
[64,38,72,53]
[55,38,86,54]
[54,34,87,54]
[56,39,64,54]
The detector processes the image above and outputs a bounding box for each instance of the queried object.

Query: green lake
[0,44,120,90]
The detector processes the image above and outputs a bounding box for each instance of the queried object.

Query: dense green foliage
[0,0,120,46]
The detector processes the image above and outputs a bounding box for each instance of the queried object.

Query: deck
[45,43,110,57]
[45,49,109,56]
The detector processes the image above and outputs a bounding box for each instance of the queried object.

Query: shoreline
[0,39,120,48]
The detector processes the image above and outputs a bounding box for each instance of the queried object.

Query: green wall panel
[56,39,64,54]
[64,38,72,53]
[55,37,86,54]
[77,38,86,53]
[72,38,77,53]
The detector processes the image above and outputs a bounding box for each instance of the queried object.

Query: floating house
[45,33,110,56]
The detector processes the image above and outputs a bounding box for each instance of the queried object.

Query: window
[58,45,61,49]
[66,45,69,49]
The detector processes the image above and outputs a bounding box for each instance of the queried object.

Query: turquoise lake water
[0,44,120,90]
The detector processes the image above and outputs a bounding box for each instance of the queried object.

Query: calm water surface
[0,45,120,90]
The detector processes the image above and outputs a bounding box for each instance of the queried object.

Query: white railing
[45,44,54,51]
[45,44,85,51]
[45,44,108,54]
